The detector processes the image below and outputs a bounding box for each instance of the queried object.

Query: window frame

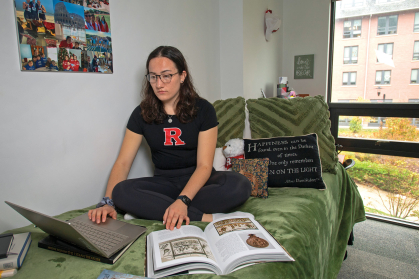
[411,69,419,84]
[414,41,419,60]
[377,14,398,35]
[343,18,362,38]
[377,43,393,62]
[415,12,419,32]
[328,3,419,158]
[342,71,357,86]
[375,70,391,85]
[344,45,359,64]
[343,0,365,8]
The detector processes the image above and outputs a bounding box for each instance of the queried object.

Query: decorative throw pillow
[213,97,246,148]
[244,134,326,190]
[246,96,338,174]
[231,158,269,198]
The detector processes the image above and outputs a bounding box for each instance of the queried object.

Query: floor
[337,219,419,279]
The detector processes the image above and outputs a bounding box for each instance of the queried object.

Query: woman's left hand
[163,200,190,230]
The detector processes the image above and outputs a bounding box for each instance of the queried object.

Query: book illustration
[213,218,257,236]
[159,237,215,263]
[246,234,269,248]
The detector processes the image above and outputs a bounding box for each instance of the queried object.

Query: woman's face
[148,57,186,107]
[65,55,68,60]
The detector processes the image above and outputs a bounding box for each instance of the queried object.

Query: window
[343,72,357,85]
[330,3,419,226]
[370,99,393,103]
[343,0,364,8]
[414,41,419,60]
[376,0,401,3]
[415,12,419,32]
[411,69,419,84]
[344,19,362,38]
[375,70,391,84]
[377,15,398,35]
[377,43,393,62]
[344,46,358,64]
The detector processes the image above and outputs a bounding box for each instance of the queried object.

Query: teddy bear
[222,138,245,170]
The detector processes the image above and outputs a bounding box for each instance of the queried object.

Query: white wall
[219,0,244,99]
[281,0,331,97]
[243,0,283,99]
[0,0,223,233]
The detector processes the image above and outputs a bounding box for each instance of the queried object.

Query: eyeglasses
[146,72,179,84]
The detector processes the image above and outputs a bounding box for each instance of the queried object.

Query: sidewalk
[356,183,419,223]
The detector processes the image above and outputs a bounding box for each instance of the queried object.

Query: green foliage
[58,47,69,71]
[348,161,419,197]
[375,118,419,141]
[349,117,362,133]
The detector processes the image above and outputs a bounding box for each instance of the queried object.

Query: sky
[15,0,54,13]
[53,0,84,16]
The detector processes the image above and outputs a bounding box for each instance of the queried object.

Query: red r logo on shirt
[163,128,186,146]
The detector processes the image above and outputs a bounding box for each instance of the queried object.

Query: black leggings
[112,166,252,222]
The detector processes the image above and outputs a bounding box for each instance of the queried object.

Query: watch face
[179,195,191,206]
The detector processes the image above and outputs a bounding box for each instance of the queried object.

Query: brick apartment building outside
[331,0,419,104]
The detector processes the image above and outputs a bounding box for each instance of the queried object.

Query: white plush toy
[222,138,245,170]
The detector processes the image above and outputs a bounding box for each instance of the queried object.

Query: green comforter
[5,164,365,279]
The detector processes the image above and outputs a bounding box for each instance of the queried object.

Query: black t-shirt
[127,99,218,170]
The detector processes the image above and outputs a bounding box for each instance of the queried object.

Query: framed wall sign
[15,0,113,73]
[294,54,314,79]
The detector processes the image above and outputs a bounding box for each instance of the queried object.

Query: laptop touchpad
[72,213,126,231]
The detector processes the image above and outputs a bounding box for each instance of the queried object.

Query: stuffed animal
[223,138,245,170]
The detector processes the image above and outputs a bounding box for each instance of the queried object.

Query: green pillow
[213,97,246,148]
[246,96,338,174]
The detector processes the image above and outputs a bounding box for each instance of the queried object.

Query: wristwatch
[96,197,115,209]
[177,195,191,207]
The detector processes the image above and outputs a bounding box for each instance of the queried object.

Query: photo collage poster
[15,0,112,73]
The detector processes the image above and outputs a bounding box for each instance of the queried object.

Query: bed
[3,96,365,278]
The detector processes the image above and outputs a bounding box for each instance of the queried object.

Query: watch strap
[96,197,115,209]
[177,195,191,207]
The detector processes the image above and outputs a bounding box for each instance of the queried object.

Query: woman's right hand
[88,205,117,224]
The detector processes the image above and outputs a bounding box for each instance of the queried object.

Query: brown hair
[140,46,200,124]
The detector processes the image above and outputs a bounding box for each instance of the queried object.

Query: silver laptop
[5,201,147,258]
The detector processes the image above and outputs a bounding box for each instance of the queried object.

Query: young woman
[88,46,251,230]
[100,16,109,33]
[62,55,71,71]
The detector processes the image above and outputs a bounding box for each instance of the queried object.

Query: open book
[145,212,294,278]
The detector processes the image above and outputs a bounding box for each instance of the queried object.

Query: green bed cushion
[213,97,246,148]
[246,96,338,174]
[4,164,365,279]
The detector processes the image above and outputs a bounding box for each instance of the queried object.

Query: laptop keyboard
[71,220,129,252]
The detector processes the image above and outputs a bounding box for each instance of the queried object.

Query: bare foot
[201,213,213,222]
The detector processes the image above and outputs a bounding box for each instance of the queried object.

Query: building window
[415,12,419,32]
[344,46,358,64]
[376,0,400,3]
[344,19,362,38]
[343,72,357,85]
[411,69,419,84]
[343,0,364,8]
[414,41,419,60]
[377,43,393,62]
[375,70,391,84]
[377,15,398,35]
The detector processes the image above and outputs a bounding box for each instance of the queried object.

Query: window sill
[376,34,398,37]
